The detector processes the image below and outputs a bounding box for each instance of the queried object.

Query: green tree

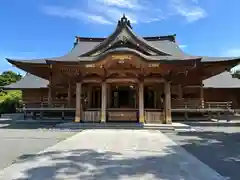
[0,71,23,113]
[0,71,22,86]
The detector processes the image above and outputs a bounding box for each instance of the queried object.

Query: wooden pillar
[87,85,92,108]
[48,65,52,106]
[101,81,107,123]
[200,84,204,108]
[139,82,145,123]
[67,80,72,107]
[75,82,82,123]
[178,84,183,99]
[164,81,172,124]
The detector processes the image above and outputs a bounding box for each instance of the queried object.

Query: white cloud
[88,0,166,24]
[42,0,207,25]
[92,6,138,24]
[42,6,113,24]
[85,14,113,24]
[96,0,143,9]
[170,0,207,22]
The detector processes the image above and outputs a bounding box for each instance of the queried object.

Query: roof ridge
[75,34,176,42]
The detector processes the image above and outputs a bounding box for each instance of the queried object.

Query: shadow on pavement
[174,128,240,180]
[6,146,221,180]
[185,121,240,127]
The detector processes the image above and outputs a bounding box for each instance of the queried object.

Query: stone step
[55,122,190,131]
[1,113,23,121]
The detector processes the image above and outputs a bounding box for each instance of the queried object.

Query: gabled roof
[80,15,173,57]
[203,71,240,88]
[5,14,240,80]
[3,73,48,89]
[6,15,197,65]
[6,35,190,64]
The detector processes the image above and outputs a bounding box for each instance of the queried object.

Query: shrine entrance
[109,85,137,109]
[107,84,138,123]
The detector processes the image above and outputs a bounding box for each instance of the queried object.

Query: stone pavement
[0,129,225,180]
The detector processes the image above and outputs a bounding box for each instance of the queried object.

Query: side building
[4,15,240,123]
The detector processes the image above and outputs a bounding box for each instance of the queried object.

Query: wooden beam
[143,78,165,83]
[82,78,102,83]
[106,78,139,83]
[183,85,202,88]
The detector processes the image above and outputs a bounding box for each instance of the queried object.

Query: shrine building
[4,15,240,124]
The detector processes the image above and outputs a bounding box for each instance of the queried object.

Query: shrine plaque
[112,55,132,60]
[148,64,159,68]
[85,64,96,68]
[60,67,81,72]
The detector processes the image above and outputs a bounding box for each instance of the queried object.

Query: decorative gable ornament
[117,14,132,29]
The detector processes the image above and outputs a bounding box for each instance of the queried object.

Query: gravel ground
[0,119,77,170]
[163,121,240,180]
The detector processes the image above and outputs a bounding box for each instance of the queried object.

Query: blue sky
[0,0,240,74]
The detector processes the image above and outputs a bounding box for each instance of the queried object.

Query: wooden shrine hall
[4,15,240,124]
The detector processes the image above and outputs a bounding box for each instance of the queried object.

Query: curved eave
[6,58,50,79]
[46,48,201,64]
[201,56,240,63]
[127,26,171,55]
[80,25,123,56]
[201,57,240,79]
[6,58,47,65]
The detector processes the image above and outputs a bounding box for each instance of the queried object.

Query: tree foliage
[0,71,22,86]
[0,71,23,114]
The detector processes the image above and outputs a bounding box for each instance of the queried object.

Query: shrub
[0,92,23,114]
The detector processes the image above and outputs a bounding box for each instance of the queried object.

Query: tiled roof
[203,71,240,88]
[3,73,48,89]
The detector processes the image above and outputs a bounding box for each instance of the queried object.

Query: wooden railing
[145,110,164,124]
[107,109,138,122]
[172,99,202,109]
[23,101,69,109]
[82,110,101,122]
[204,102,232,109]
[172,99,232,110]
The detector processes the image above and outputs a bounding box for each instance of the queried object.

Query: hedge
[0,93,23,114]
